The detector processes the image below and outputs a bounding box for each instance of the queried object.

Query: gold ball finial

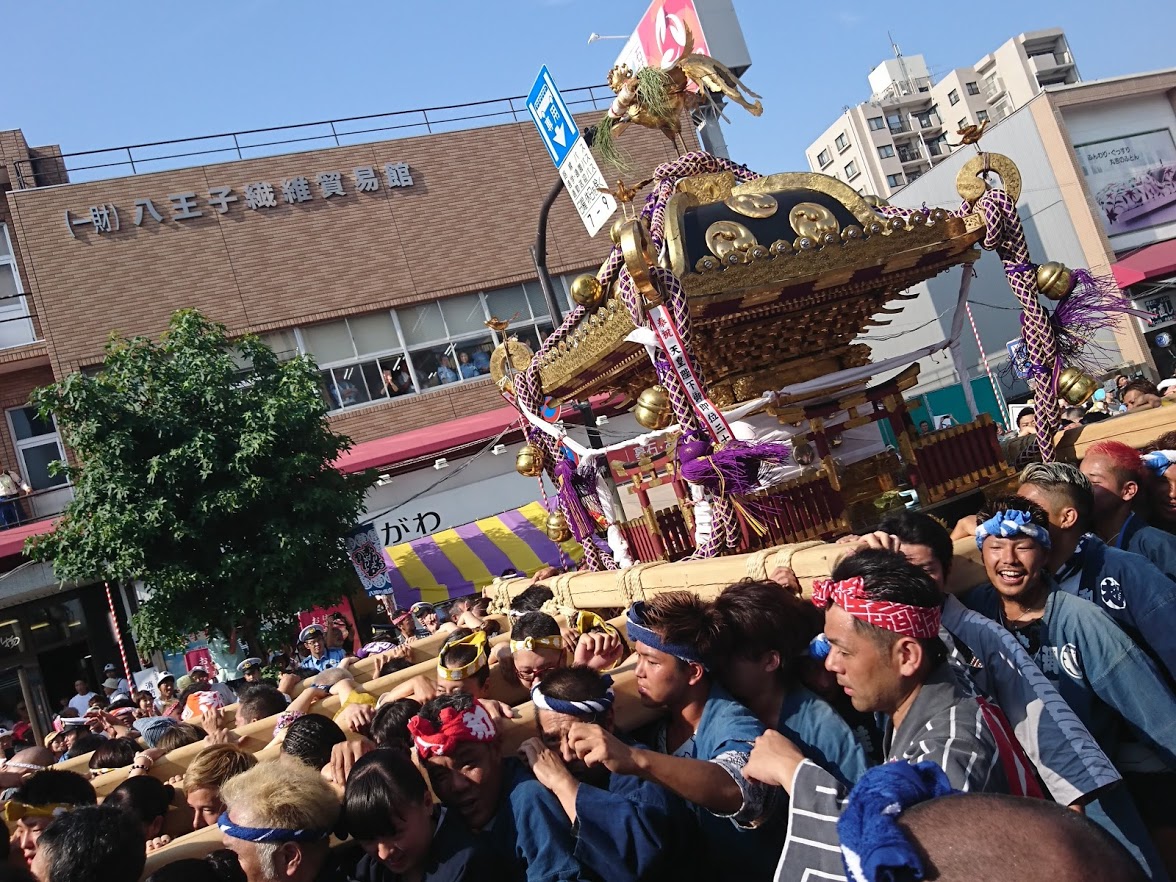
[1036,261,1074,301]
[515,443,545,478]
[633,385,673,430]
[570,274,605,309]
[610,217,627,245]
[1058,366,1098,406]
[546,509,572,542]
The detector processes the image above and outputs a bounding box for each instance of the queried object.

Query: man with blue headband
[519,665,701,882]
[1016,462,1176,684]
[219,759,349,882]
[965,494,1176,880]
[565,591,776,882]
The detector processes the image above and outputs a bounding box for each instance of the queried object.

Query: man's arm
[566,722,745,815]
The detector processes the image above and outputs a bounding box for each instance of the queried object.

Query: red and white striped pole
[966,303,1010,424]
[104,582,133,686]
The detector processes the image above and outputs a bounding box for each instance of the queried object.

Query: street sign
[526,66,617,237]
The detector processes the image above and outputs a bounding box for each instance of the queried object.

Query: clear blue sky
[5,0,1174,180]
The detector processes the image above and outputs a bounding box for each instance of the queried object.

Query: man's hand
[768,566,803,596]
[326,738,375,785]
[519,737,580,823]
[566,722,638,776]
[479,699,519,725]
[335,702,375,734]
[743,730,806,792]
[146,835,172,853]
[574,632,624,671]
[856,531,901,554]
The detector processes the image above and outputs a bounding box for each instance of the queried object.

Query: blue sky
[5,0,1174,180]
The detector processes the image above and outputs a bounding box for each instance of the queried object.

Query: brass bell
[633,385,673,430]
[1058,366,1098,406]
[546,509,572,542]
[609,217,627,245]
[570,274,605,309]
[515,443,544,478]
[1036,261,1074,301]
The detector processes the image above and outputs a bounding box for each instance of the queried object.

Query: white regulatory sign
[559,138,616,237]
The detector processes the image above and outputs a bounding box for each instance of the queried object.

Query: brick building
[0,95,688,732]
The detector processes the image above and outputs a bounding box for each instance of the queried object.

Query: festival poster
[1074,129,1176,238]
[297,598,359,649]
[614,0,710,78]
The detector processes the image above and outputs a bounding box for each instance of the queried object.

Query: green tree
[27,309,375,652]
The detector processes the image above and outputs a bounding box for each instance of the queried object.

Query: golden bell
[610,217,627,245]
[1058,366,1098,406]
[1036,261,1074,301]
[546,510,572,542]
[570,274,605,309]
[633,385,673,430]
[515,443,544,478]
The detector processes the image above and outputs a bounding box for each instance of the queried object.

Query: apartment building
[806,28,1080,198]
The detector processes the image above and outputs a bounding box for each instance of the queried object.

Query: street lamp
[587,32,628,45]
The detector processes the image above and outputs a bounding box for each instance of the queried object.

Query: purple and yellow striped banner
[378,501,583,606]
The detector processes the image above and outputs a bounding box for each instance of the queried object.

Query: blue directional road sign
[527,65,580,169]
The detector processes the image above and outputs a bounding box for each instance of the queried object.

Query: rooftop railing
[14,85,613,188]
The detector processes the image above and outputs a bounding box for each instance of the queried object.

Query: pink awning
[1113,239,1176,289]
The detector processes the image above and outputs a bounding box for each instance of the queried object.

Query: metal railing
[0,486,72,530]
[14,85,613,188]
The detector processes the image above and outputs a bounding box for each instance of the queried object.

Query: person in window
[457,352,480,380]
[0,465,30,528]
[382,368,404,397]
[337,378,363,406]
[471,348,491,373]
[435,356,458,385]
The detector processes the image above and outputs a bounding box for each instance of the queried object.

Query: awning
[380,501,583,604]
[1112,239,1176,289]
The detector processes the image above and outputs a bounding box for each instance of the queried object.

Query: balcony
[888,121,911,135]
[897,147,923,164]
[982,76,1007,102]
[915,114,943,133]
[1029,52,1074,76]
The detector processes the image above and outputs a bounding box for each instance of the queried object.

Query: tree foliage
[27,310,375,652]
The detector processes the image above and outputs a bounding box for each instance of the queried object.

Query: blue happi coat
[965,583,1176,880]
[777,685,870,787]
[1056,533,1176,683]
[1115,511,1176,583]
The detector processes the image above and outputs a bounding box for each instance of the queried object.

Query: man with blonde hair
[219,760,340,882]
[183,743,257,831]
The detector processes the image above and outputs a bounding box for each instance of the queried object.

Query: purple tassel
[1049,268,1150,369]
[678,432,791,495]
[554,458,597,542]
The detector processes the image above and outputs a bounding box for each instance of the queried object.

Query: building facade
[0,97,690,731]
[856,69,1173,424]
[805,29,1080,199]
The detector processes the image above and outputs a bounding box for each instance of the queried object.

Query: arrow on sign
[553,124,567,147]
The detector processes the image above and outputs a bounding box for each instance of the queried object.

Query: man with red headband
[408,692,584,881]
[746,549,1029,882]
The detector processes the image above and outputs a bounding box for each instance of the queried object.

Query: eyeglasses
[515,665,560,683]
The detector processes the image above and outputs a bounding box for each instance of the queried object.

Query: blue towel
[837,760,954,882]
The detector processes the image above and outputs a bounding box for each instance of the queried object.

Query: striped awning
[380,501,583,604]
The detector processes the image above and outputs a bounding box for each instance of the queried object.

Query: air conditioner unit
[433,458,449,470]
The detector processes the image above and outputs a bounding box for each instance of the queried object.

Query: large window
[6,407,67,492]
[0,226,35,351]
[288,278,570,413]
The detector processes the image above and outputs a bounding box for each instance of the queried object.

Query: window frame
[886,173,904,188]
[976,109,990,123]
[834,133,850,153]
[877,144,895,159]
[817,148,832,168]
[0,225,35,351]
[966,81,980,96]
[844,160,859,180]
[867,117,885,131]
[5,407,68,493]
[948,89,960,106]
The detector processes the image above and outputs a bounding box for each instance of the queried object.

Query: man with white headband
[520,665,701,882]
[748,548,1028,882]
[965,495,1176,880]
[565,592,775,882]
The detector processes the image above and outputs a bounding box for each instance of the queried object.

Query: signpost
[526,65,616,236]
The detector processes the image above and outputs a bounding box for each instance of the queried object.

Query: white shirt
[67,692,96,716]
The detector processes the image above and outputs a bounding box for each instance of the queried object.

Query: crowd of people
[5,436,1176,880]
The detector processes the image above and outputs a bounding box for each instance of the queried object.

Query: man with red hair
[1081,439,1176,582]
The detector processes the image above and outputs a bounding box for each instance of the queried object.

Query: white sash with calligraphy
[647,304,733,444]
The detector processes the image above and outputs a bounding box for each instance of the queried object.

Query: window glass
[262,330,300,362]
[398,303,448,347]
[349,313,398,357]
[412,344,459,389]
[9,407,53,442]
[377,354,415,398]
[317,370,340,410]
[20,441,67,490]
[514,322,554,354]
[439,294,488,336]
[0,266,18,301]
[331,364,372,408]
[817,149,831,167]
[868,117,884,131]
[522,282,554,321]
[0,227,11,259]
[977,110,989,122]
[966,82,980,95]
[485,285,531,323]
[301,321,354,365]
[835,133,849,151]
[878,145,894,159]
[454,337,494,379]
[948,90,959,105]
[844,161,858,179]
[27,599,85,651]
